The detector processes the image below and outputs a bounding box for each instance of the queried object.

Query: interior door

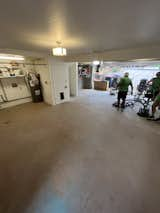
[52,63,70,104]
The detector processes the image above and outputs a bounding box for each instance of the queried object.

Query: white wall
[34,59,54,105]
[69,62,78,97]
[49,58,70,105]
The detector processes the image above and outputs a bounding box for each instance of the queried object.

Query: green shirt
[118,77,132,92]
[155,93,160,102]
[152,77,160,94]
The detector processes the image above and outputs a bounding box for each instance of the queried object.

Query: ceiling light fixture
[0,54,25,60]
[131,58,156,62]
[93,60,100,65]
[52,41,67,56]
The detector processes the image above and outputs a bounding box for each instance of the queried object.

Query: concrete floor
[0,90,160,213]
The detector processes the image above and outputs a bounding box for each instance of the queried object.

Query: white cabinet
[0,76,31,101]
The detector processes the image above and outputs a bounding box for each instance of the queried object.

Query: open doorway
[75,60,160,94]
[78,64,92,90]
[68,60,160,118]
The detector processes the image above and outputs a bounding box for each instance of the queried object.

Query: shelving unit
[0,75,25,79]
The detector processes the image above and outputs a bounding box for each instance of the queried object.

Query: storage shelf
[0,75,25,79]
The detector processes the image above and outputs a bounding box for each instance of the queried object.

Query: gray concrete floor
[0,90,160,213]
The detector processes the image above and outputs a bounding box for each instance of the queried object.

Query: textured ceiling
[0,0,160,55]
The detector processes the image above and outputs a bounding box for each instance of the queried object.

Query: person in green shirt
[148,72,160,120]
[148,90,160,120]
[117,72,133,108]
[150,72,160,99]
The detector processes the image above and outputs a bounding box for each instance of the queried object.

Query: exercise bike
[135,91,160,120]
[135,92,153,117]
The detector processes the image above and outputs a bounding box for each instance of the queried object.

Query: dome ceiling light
[52,41,67,56]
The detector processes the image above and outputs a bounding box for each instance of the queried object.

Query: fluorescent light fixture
[131,58,156,62]
[93,60,100,65]
[0,54,25,60]
[52,47,67,56]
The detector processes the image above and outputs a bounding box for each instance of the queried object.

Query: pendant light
[93,60,100,65]
[52,41,67,56]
